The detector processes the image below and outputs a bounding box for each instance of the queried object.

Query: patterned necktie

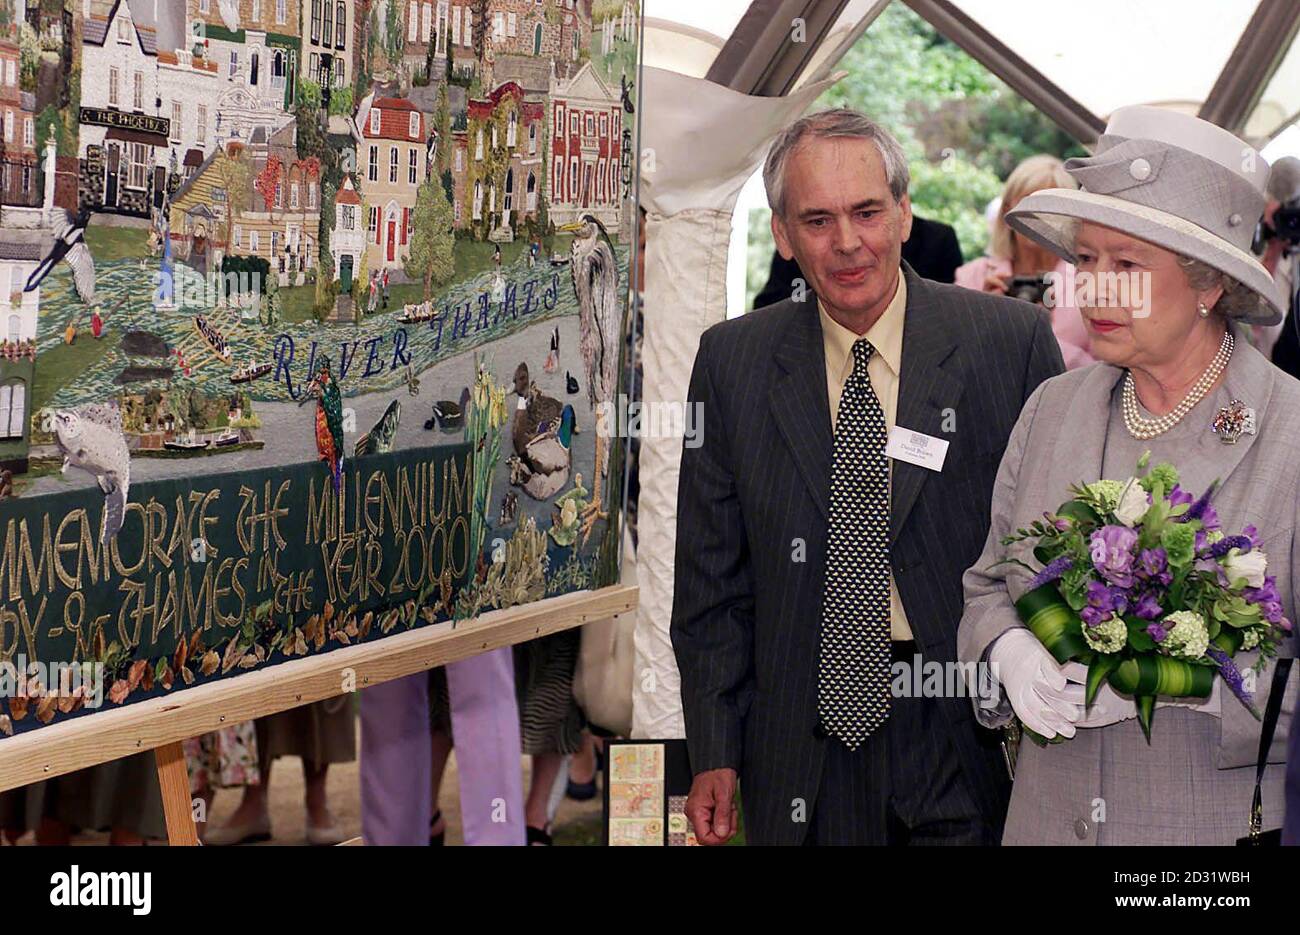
[818,337,892,749]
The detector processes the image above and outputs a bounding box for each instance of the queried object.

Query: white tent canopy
[647,0,1300,148]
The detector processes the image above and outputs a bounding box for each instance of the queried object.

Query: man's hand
[685,768,739,845]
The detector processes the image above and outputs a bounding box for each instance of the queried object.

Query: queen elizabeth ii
[959,106,1299,845]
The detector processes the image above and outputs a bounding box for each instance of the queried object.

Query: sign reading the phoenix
[78,107,170,138]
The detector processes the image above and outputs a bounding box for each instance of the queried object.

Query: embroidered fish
[53,403,131,542]
[354,399,401,457]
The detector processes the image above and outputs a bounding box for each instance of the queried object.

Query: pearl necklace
[1121,331,1233,440]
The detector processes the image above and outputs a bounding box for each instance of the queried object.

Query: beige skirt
[254,696,356,770]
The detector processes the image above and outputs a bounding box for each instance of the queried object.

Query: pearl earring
[1198,302,1209,318]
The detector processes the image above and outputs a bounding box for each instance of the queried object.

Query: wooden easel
[0,584,638,846]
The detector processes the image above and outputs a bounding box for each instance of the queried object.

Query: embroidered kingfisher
[302,355,344,491]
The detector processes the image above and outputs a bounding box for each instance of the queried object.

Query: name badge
[886,426,949,472]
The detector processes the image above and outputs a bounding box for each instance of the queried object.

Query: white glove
[988,628,1085,739]
[1062,662,1139,728]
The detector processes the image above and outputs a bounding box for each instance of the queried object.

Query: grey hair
[763,108,910,217]
[1058,219,1261,319]
[1178,257,1260,320]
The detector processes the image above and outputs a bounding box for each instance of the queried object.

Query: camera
[1008,274,1050,305]
[1274,200,1300,245]
[1254,198,1300,252]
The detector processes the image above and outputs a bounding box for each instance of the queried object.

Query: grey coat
[960,331,1300,845]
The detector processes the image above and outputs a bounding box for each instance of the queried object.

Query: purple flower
[1167,485,1193,508]
[1137,548,1172,586]
[1246,576,1281,604]
[1207,645,1255,711]
[1209,535,1252,559]
[1244,577,1285,625]
[1090,525,1139,587]
[1242,524,1260,548]
[1029,555,1074,590]
[1082,580,1129,627]
[1133,592,1164,620]
[1182,486,1221,531]
[1147,622,1167,642]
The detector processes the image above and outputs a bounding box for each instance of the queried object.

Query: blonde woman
[957,155,1093,369]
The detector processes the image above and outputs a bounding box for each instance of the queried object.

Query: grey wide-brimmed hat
[1005,105,1285,325]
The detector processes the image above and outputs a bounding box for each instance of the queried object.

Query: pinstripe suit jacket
[671,264,1065,844]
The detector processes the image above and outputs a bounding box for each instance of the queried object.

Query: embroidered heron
[558,213,621,544]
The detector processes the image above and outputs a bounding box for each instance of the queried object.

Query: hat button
[1129,157,1152,181]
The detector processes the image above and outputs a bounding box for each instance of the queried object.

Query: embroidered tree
[434,80,451,177]
[469,0,490,62]
[404,175,454,301]
[213,143,252,257]
[255,154,283,216]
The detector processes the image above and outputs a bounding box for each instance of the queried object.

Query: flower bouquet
[1002,453,1291,742]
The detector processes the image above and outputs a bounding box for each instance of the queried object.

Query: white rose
[1114,479,1149,527]
[1223,548,1267,589]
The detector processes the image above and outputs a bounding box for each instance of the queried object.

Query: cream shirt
[818,272,912,641]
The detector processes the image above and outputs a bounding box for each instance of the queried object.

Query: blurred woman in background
[957,154,1094,369]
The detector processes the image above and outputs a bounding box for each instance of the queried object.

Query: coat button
[1073,817,1090,840]
[1129,157,1152,181]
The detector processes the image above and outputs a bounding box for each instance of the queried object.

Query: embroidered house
[0,231,50,473]
[455,80,543,242]
[0,38,37,209]
[79,0,188,218]
[329,172,364,290]
[359,96,426,270]
[548,60,621,232]
[186,0,300,114]
[241,122,321,285]
[303,0,359,92]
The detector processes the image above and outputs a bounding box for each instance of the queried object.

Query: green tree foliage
[384,0,405,66]
[404,177,455,300]
[18,22,38,91]
[817,5,1084,255]
[434,81,451,176]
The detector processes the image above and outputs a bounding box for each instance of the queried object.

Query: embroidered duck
[508,362,577,500]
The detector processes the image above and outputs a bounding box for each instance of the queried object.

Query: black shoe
[526,824,553,846]
[429,809,445,847]
[566,778,597,801]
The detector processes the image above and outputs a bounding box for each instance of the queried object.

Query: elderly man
[670,109,1065,845]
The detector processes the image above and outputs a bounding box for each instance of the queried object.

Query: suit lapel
[889,269,963,546]
[770,297,833,522]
